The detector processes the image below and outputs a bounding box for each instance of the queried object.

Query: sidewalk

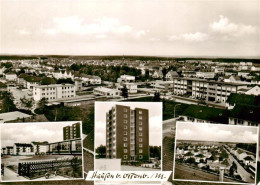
[1,167,27,181]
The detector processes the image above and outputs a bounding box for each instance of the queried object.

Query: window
[139,138,143,142]
[139,155,143,159]
[123,120,127,124]
[139,116,142,120]
[139,149,143,153]
[139,132,143,136]
[139,121,142,125]
[124,108,128,112]
[124,137,127,141]
[124,126,127,129]
[124,149,127,153]
[139,144,143,147]
[124,143,127,147]
[124,155,127,159]
[124,114,127,118]
[139,110,142,114]
[124,131,127,135]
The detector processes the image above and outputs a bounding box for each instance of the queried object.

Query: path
[1,167,27,181]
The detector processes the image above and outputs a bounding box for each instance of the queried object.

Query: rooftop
[35,83,74,88]
[182,104,229,124]
[0,111,32,123]
[227,93,260,106]
[230,104,260,123]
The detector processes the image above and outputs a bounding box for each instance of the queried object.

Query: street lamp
[174,104,181,118]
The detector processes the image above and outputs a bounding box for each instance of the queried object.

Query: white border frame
[0,121,85,183]
[172,121,259,185]
[94,101,163,184]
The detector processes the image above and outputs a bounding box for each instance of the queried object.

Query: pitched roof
[230,104,260,123]
[182,105,229,124]
[227,93,260,106]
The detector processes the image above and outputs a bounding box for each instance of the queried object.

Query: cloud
[169,32,208,42]
[149,38,160,42]
[135,30,149,38]
[210,15,257,37]
[177,123,258,143]
[18,29,31,35]
[42,16,132,36]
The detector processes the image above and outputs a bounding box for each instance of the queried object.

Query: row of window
[124,149,143,153]
[123,155,143,159]
[123,137,143,142]
[123,143,143,148]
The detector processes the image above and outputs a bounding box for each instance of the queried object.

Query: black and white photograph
[1,0,260,185]
[95,102,162,172]
[0,121,84,182]
[173,122,258,184]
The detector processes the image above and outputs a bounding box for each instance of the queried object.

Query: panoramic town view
[173,122,258,184]
[1,0,260,185]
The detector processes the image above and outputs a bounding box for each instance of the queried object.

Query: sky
[176,122,258,143]
[1,121,80,147]
[95,102,162,147]
[1,0,260,57]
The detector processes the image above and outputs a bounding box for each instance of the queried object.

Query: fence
[1,164,4,176]
[18,157,81,178]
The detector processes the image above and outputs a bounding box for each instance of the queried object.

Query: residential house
[181,105,229,124]
[117,75,135,83]
[13,143,34,155]
[166,71,179,81]
[5,72,17,81]
[33,84,76,101]
[116,82,137,94]
[93,87,120,97]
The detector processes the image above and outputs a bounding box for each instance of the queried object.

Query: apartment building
[106,105,149,162]
[173,77,246,103]
[63,122,81,140]
[33,84,76,101]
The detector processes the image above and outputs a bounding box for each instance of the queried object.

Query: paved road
[174,163,239,183]
[226,150,254,183]
[1,167,27,181]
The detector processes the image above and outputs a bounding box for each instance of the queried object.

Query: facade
[33,84,76,101]
[196,72,215,79]
[173,77,247,103]
[13,143,34,156]
[150,80,173,92]
[117,75,135,83]
[5,72,17,81]
[116,82,138,94]
[47,138,82,155]
[106,105,149,162]
[63,122,81,140]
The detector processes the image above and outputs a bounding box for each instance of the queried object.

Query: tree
[37,98,47,114]
[121,85,128,99]
[41,77,56,85]
[20,97,33,110]
[153,91,161,102]
[96,145,106,158]
[162,68,168,81]
[57,78,74,84]
[1,92,16,112]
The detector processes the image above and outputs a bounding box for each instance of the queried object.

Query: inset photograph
[95,102,162,171]
[173,122,258,184]
[1,121,84,182]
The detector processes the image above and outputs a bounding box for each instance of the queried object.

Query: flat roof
[35,83,75,88]
[0,111,31,123]
[94,87,119,93]
[173,77,246,86]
